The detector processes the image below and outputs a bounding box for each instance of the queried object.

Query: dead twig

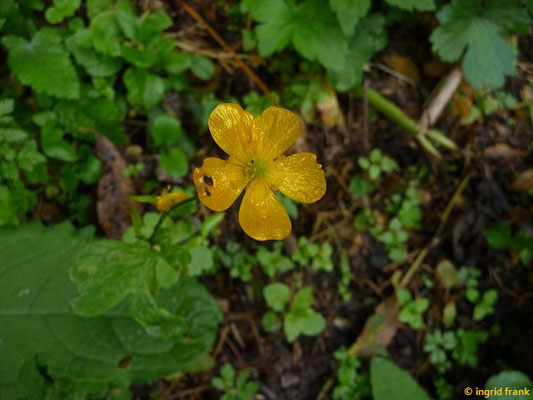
[176,0,277,104]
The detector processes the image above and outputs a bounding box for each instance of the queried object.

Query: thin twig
[400,173,471,287]
[176,0,277,104]
[419,67,463,128]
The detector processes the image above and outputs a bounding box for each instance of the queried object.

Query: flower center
[248,159,269,179]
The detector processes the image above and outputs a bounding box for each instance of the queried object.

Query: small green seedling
[215,242,256,282]
[262,283,325,342]
[338,252,353,301]
[292,237,333,272]
[423,330,456,372]
[397,288,429,330]
[483,222,533,265]
[459,266,498,321]
[212,363,259,400]
[452,329,488,368]
[257,242,294,278]
[358,149,397,180]
[123,162,145,178]
[332,347,370,400]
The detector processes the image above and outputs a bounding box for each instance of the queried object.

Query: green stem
[355,87,458,156]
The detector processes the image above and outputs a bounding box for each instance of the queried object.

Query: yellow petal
[208,103,254,162]
[193,157,249,212]
[239,179,291,241]
[268,152,326,203]
[251,107,301,159]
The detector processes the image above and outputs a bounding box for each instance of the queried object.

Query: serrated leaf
[190,56,215,80]
[0,223,221,398]
[430,0,526,88]
[252,0,348,71]
[371,358,431,400]
[329,0,370,36]
[330,14,387,91]
[291,0,348,72]
[385,0,435,11]
[2,29,80,99]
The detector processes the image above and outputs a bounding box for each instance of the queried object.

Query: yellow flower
[193,103,326,241]
[156,188,187,212]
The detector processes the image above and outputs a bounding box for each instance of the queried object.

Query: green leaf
[191,56,215,80]
[371,358,431,400]
[70,239,155,317]
[291,0,348,72]
[90,10,123,56]
[262,310,282,332]
[300,310,326,336]
[0,223,221,398]
[45,0,81,24]
[0,186,16,226]
[330,14,387,91]
[253,0,294,56]
[41,124,78,162]
[430,0,525,88]
[123,67,165,110]
[264,283,290,312]
[251,0,348,71]
[483,222,512,250]
[87,0,112,19]
[201,212,225,238]
[329,0,370,36]
[150,114,183,147]
[485,371,533,400]
[187,242,214,276]
[384,0,435,11]
[160,148,189,178]
[66,29,122,77]
[2,29,80,99]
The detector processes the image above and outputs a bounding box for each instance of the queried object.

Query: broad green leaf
[300,310,326,336]
[485,371,533,399]
[201,212,225,238]
[0,223,221,398]
[252,0,348,71]
[253,0,294,56]
[291,0,348,72]
[45,0,81,24]
[329,0,370,36]
[70,239,155,317]
[264,283,290,312]
[159,148,189,178]
[430,0,528,88]
[123,67,165,110]
[66,29,122,77]
[371,358,431,400]
[0,186,16,226]
[150,113,183,147]
[87,0,112,19]
[2,29,80,99]
[384,0,435,11]
[330,14,387,91]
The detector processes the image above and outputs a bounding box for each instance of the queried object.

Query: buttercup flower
[156,187,187,211]
[193,104,326,241]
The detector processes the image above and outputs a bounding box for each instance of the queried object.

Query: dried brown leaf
[348,296,399,358]
[95,134,142,239]
[511,169,533,192]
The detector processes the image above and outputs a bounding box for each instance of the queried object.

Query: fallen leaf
[511,169,533,192]
[484,143,522,159]
[95,133,142,239]
[348,296,399,358]
[317,81,345,129]
[383,53,420,84]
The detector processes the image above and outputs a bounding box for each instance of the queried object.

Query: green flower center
[249,159,269,179]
